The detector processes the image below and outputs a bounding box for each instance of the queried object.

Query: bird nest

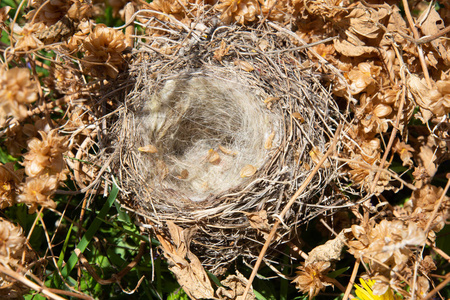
[99,18,344,273]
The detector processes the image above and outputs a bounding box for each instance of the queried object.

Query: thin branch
[242,125,342,299]
[401,0,431,88]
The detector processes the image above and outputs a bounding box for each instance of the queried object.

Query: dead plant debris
[0,0,448,299]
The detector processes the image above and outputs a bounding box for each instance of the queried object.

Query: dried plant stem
[421,273,450,300]
[401,0,431,88]
[242,125,342,299]
[75,240,146,285]
[125,3,135,47]
[326,276,354,298]
[424,173,450,234]
[411,25,450,45]
[0,264,66,300]
[428,242,450,262]
[370,45,407,194]
[46,289,94,300]
[342,258,360,300]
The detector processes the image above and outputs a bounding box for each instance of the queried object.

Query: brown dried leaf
[138,144,158,153]
[157,222,214,300]
[263,96,280,103]
[217,271,256,300]
[246,210,271,238]
[258,39,269,51]
[0,6,11,24]
[214,40,230,61]
[345,4,390,40]
[234,60,254,72]
[240,164,256,178]
[418,7,445,50]
[333,38,378,57]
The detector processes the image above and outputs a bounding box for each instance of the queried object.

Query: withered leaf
[217,271,256,300]
[157,222,214,300]
[333,39,378,57]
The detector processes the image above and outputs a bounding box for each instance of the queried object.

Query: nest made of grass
[98,17,345,272]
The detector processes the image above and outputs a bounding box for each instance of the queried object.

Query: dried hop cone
[82,24,127,78]
[22,129,68,179]
[0,218,26,260]
[0,163,23,209]
[18,175,59,213]
[0,68,38,123]
[292,261,333,298]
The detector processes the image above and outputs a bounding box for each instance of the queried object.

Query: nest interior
[102,18,345,272]
[136,73,281,202]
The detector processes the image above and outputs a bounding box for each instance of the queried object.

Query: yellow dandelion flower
[354,278,396,300]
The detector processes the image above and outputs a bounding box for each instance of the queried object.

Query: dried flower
[348,220,426,274]
[27,0,92,25]
[407,184,449,235]
[13,22,45,51]
[0,163,22,209]
[347,62,381,95]
[82,24,127,78]
[0,68,38,123]
[216,0,262,24]
[408,74,450,122]
[392,140,414,167]
[0,218,26,259]
[22,129,68,179]
[292,261,333,298]
[0,6,11,25]
[18,175,58,213]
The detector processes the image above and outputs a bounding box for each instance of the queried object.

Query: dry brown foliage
[0,0,449,299]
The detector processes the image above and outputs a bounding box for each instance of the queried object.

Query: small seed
[240,164,257,178]
[138,144,158,153]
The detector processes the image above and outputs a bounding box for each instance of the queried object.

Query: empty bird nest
[94,15,346,274]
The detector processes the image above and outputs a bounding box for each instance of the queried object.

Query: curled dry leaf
[246,210,271,239]
[0,6,11,24]
[392,139,414,167]
[216,0,262,24]
[240,164,256,178]
[138,144,158,153]
[156,221,214,300]
[0,163,23,209]
[22,129,68,180]
[408,74,450,122]
[217,271,256,300]
[0,217,26,259]
[214,40,231,61]
[18,175,59,214]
